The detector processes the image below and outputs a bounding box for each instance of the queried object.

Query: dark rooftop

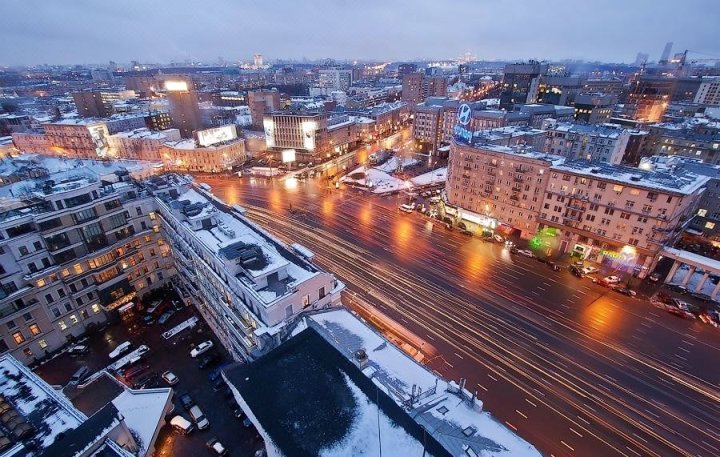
[41,403,120,457]
[224,328,451,457]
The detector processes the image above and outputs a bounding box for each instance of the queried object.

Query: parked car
[493,234,504,243]
[69,366,90,385]
[197,352,222,370]
[179,392,195,410]
[109,341,131,359]
[580,266,599,275]
[569,265,585,278]
[157,310,176,325]
[145,300,162,314]
[517,249,534,258]
[170,415,195,435]
[242,417,253,428]
[208,364,231,383]
[161,371,179,386]
[68,344,89,357]
[600,275,622,286]
[189,405,209,430]
[190,341,214,358]
[649,272,662,282]
[613,286,637,297]
[206,438,229,456]
[143,314,156,325]
[547,261,561,272]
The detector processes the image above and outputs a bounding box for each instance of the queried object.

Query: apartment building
[263,110,330,161]
[248,89,281,128]
[0,169,171,365]
[625,76,675,122]
[694,77,720,106]
[543,121,630,164]
[147,175,343,361]
[445,142,562,239]
[538,162,708,275]
[43,120,112,158]
[645,119,720,164]
[107,127,182,161]
[573,93,616,124]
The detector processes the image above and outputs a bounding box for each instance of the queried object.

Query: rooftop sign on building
[454,103,473,143]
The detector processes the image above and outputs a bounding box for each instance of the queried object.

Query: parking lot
[34,297,263,457]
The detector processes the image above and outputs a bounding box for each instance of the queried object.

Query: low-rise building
[573,93,617,124]
[543,121,630,164]
[108,128,181,161]
[148,175,343,361]
[645,118,720,164]
[160,137,246,173]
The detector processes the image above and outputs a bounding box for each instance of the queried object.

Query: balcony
[513,176,524,183]
[515,167,526,173]
[510,194,520,201]
[562,213,583,222]
[567,203,586,211]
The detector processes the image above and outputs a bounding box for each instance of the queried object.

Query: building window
[38,339,48,349]
[73,263,83,274]
[58,320,67,331]
[22,348,32,358]
[706,222,716,229]
[92,304,101,314]
[64,303,73,312]
[70,315,79,325]
[18,246,29,256]
[12,331,25,345]
[29,324,41,336]
[45,293,54,304]
[22,312,33,322]
[36,278,46,288]
[0,339,8,353]
[51,307,61,318]
[698,209,708,217]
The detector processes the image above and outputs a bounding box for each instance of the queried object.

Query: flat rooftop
[224,327,451,457]
[460,141,566,164]
[551,160,711,194]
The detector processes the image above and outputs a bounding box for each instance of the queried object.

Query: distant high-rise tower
[254,54,263,68]
[165,80,203,138]
[634,52,649,66]
[659,42,673,64]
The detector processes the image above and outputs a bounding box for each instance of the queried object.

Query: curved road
[198,175,720,457]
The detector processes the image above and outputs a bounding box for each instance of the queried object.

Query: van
[109,341,131,359]
[70,366,90,385]
[170,415,195,435]
[189,405,209,429]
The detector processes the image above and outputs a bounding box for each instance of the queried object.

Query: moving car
[666,300,697,319]
[68,344,89,357]
[109,342,131,359]
[580,266,599,275]
[493,234,504,243]
[517,249,534,258]
[190,341,214,358]
[399,203,415,213]
[569,265,585,278]
[206,438,229,456]
[161,371,179,386]
[599,275,622,286]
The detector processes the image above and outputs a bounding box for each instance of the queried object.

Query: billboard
[196,125,238,147]
[281,149,296,163]
[263,118,275,148]
[87,124,110,157]
[301,120,317,151]
[165,80,189,92]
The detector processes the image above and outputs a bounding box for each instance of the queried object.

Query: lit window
[92,304,101,314]
[62,269,71,277]
[149,212,157,220]
[73,264,83,274]
[69,315,79,325]
[29,324,41,336]
[613,185,624,193]
[12,331,25,344]
[706,222,716,229]
[38,339,48,349]
[153,225,160,233]
[58,320,67,331]
[698,209,708,217]
[36,278,46,288]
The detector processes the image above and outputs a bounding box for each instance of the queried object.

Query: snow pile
[319,374,427,457]
[340,165,408,194]
[411,167,447,187]
[374,156,420,173]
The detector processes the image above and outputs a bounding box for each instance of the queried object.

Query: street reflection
[581,295,619,338]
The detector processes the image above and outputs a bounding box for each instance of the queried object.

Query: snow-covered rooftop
[551,160,711,194]
[306,309,542,457]
[0,355,86,455]
[111,388,172,456]
[464,143,566,165]
[547,122,627,138]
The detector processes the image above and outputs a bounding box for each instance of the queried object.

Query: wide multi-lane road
[198,175,720,457]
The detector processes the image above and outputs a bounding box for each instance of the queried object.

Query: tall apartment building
[499,62,549,110]
[538,161,708,275]
[72,90,136,118]
[625,75,675,122]
[263,110,329,161]
[543,121,631,164]
[147,175,343,361]
[401,73,424,105]
[248,89,281,129]
[0,169,171,365]
[165,80,203,138]
[445,142,561,239]
[694,77,720,106]
[318,69,353,91]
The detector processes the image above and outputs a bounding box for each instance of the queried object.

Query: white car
[206,438,228,456]
[109,341,131,359]
[517,249,534,258]
[399,203,415,213]
[601,275,622,285]
[161,371,179,386]
[580,266,599,275]
[190,341,214,358]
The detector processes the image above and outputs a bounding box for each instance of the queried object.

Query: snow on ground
[411,167,447,187]
[340,165,407,194]
[374,156,419,173]
[112,388,171,455]
[319,374,428,457]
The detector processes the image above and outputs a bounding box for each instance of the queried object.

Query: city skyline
[1,0,719,66]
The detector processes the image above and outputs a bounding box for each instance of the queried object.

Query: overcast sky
[1,0,718,66]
